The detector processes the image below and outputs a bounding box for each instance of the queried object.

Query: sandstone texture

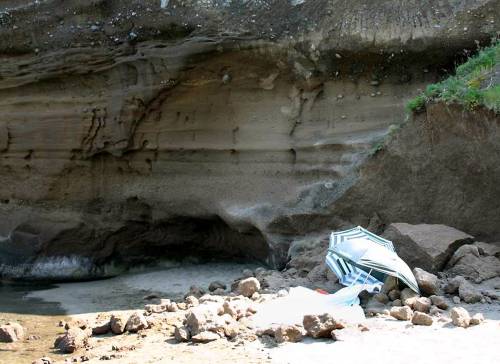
[0,1,499,279]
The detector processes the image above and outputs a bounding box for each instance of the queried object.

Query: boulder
[174,326,191,342]
[110,314,128,335]
[452,296,461,304]
[208,281,227,292]
[400,288,419,307]
[125,312,148,333]
[450,307,470,328]
[429,306,444,316]
[429,295,448,310]
[446,248,500,283]
[388,289,401,301]
[0,322,24,342]
[186,285,205,299]
[185,296,199,307]
[444,276,465,294]
[382,223,473,272]
[473,242,500,257]
[274,325,303,343]
[413,268,439,296]
[411,312,433,326]
[54,328,89,353]
[391,299,402,307]
[390,306,413,321]
[191,331,221,343]
[303,314,345,338]
[223,322,240,339]
[92,321,110,335]
[413,297,431,313]
[237,278,261,298]
[470,313,484,326]
[381,276,398,294]
[458,281,483,304]
[373,293,390,304]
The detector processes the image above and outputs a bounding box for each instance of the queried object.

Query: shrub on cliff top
[407,40,500,113]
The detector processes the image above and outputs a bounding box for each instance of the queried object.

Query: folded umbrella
[326,226,419,294]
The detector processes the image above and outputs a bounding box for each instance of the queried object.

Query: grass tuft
[406,40,500,113]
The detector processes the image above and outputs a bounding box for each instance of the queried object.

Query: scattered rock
[242,269,254,278]
[390,306,413,321]
[54,328,89,353]
[303,314,344,338]
[373,292,390,304]
[191,331,221,343]
[0,322,24,342]
[413,268,439,296]
[473,242,500,257]
[381,276,398,293]
[429,306,444,316]
[110,314,128,335]
[446,245,500,283]
[429,295,448,310]
[237,278,261,298]
[125,312,148,333]
[470,313,484,325]
[400,288,419,307]
[444,276,465,294]
[174,326,191,342]
[208,281,227,292]
[167,302,179,312]
[32,357,53,364]
[411,312,433,326]
[365,300,390,316]
[92,322,110,335]
[413,297,432,313]
[458,280,483,303]
[186,285,205,299]
[382,223,473,272]
[388,289,401,301]
[452,296,461,304]
[391,299,402,307]
[450,307,470,328]
[274,325,303,343]
[64,319,87,330]
[185,296,199,307]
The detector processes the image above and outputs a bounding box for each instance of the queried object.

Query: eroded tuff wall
[0,0,499,279]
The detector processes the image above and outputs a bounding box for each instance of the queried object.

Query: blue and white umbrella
[326,226,420,294]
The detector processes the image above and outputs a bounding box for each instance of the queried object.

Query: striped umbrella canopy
[326,226,420,294]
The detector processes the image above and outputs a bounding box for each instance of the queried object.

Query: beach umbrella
[326,226,420,294]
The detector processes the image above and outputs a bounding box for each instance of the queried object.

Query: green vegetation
[407,41,500,113]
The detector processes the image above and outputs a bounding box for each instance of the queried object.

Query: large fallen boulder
[445,244,500,283]
[382,223,473,272]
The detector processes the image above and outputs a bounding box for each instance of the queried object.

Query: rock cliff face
[0,0,499,279]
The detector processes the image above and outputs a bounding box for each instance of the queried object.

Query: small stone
[64,319,87,330]
[303,314,344,338]
[400,288,419,307]
[388,289,401,301]
[450,307,471,328]
[186,286,205,299]
[251,292,261,301]
[413,297,432,313]
[444,276,465,294]
[429,295,448,310]
[185,296,199,307]
[391,299,402,307]
[174,326,190,342]
[374,293,390,304]
[390,306,413,321]
[411,312,433,326]
[274,325,303,343]
[167,302,179,312]
[125,312,148,333]
[458,281,483,303]
[429,306,444,316]
[191,331,221,343]
[469,313,484,325]
[110,314,127,335]
[237,278,261,298]
[212,288,226,295]
[223,323,240,339]
[54,328,89,353]
[453,296,461,304]
[277,289,288,297]
[413,268,439,296]
[382,276,398,294]
[32,357,53,364]
[92,322,110,335]
[208,281,227,292]
[0,322,24,342]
